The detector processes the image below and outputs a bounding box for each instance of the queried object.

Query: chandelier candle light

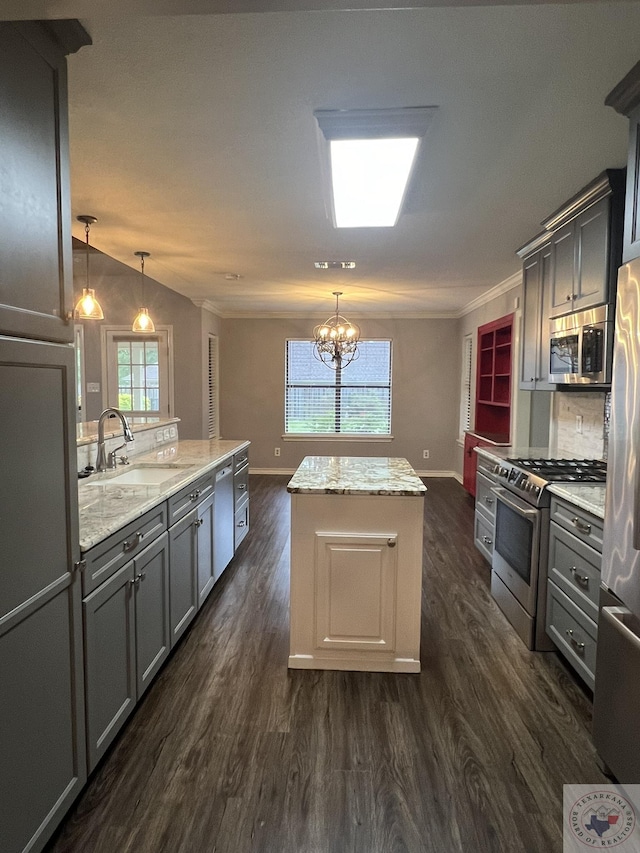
[74,214,104,320]
[132,251,155,333]
[313,291,360,369]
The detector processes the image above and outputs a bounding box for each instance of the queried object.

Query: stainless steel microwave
[548,304,613,385]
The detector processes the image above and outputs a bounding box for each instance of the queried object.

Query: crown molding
[457,271,521,317]
[191,298,223,317]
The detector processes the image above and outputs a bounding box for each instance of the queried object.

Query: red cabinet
[462,313,514,497]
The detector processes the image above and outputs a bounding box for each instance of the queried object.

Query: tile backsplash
[551,391,608,459]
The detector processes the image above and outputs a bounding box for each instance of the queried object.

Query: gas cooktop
[491,456,607,507]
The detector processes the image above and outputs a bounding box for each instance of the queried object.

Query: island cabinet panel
[289,493,423,672]
[314,533,397,652]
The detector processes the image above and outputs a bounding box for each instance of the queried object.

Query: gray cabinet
[546,496,603,690]
[543,172,624,320]
[234,449,250,549]
[214,463,235,581]
[605,63,640,262]
[518,238,553,390]
[473,455,497,563]
[197,491,216,606]
[83,533,169,772]
[169,509,199,647]
[0,22,88,344]
[0,336,86,853]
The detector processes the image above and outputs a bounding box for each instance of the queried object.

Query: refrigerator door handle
[601,606,640,651]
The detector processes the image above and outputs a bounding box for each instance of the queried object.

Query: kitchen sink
[86,464,192,487]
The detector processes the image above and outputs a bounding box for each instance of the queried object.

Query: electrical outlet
[423,449,430,459]
[576,415,583,434]
[274,447,281,457]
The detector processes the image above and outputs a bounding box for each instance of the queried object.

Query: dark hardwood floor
[46,476,605,853]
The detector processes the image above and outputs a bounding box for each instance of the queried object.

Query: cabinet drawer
[474,512,494,563]
[235,500,250,549]
[234,464,249,508]
[547,521,601,621]
[549,497,604,553]
[82,503,168,596]
[234,448,249,471]
[546,580,598,690]
[167,471,214,526]
[475,472,497,524]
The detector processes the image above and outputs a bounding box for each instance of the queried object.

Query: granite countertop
[76,416,180,446]
[78,438,249,551]
[287,456,427,496]
[547,483,606,520]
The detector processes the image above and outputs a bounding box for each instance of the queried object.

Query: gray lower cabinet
[234,451,250,550]
[473,458,497,564]
[546,497,602,690]
[83,533,169,772]
[0,336,86,853]
[169,509,199,647]
[197,492,216,607]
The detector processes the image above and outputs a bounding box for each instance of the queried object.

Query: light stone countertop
[547,483,606,520]
[287,456,427,496]
[78,439,249,551]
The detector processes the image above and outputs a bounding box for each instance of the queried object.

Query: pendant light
[132,251,156,333]
[74,215,104,320]
[313,291,360,369]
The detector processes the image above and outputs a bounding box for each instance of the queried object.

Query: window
[285,340,392,436]
[459,333,473,439]
[102,327,173,418]
[208,334,220,439]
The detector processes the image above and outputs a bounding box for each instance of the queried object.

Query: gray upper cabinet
[519,237,553,390]
[606,62,640,263]
[0,22,89,344]
[544,172,625,319]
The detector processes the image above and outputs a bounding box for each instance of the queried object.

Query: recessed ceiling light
[314,261,356,269]
[315,107,438,229]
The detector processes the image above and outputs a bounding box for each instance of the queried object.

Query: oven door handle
[491,486,539,519]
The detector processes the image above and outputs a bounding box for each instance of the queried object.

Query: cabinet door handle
[565,629,586,654]
[190,489,201,502]
[137,571,146,582]
[482,535,493,545]
[566,294,572,301]
[237,483,247,491]
[571,516,591,535]
[123,531,143,553]
[194,517,203,528]
[570,567,589,588]
[387,538,396,548]
[484,496,494,505]
[237,520,245,527]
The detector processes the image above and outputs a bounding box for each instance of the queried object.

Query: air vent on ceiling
[314,261,356,269]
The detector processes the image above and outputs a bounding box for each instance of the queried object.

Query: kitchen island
[287,456,426,673]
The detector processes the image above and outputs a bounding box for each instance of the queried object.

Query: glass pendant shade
[75,214,104,320]
[132,251,155,333]
[74,287,104,320]
[132,306,155,333]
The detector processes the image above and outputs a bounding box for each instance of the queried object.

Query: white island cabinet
[287,456,426,673]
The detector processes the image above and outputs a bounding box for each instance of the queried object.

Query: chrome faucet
[96,408,134,471]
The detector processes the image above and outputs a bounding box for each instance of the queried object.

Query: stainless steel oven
[491,486,551,650]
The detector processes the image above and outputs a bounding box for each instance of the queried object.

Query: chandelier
[313,291,360,369]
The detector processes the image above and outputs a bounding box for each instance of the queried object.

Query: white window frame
[459,332,473,441]
[284,338,393,441]
[101,326,174,418]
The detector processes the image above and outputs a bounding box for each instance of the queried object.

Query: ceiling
[12,1,640,316]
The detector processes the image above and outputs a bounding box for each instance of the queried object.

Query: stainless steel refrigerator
[593,261,640,782]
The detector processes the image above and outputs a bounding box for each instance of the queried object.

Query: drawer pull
[484,496,494,506]
[190,489,201,502]
[237,483,247,491]
[570,567,590,588]
[565,629,585,654]
[123,531,143,553]
[482,535,493,545]
[571,516,592,535]
[237,520,246,527]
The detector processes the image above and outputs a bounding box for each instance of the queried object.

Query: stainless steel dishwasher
[214,463,235,581]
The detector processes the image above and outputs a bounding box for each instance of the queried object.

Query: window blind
[208,334,219,439]
[460,333,473,437]
[285,339,392,435]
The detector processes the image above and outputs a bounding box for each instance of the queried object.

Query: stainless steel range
[489,457,606,650]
